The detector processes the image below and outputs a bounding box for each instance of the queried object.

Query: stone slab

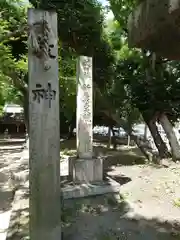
[69,157,103,183]
[62,176,121,199]
[128,0,180,59]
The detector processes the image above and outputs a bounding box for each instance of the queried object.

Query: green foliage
[30,0,104,55]
[59,46,76,122]
[0,0,115,129]
[102,17,142,127]
[106,5,180,125]
[108,0,136,33]
[2,0,180,135]
[0,0,28,110]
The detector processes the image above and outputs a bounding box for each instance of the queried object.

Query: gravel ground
[4,144,180,240]
[0,147,23,240]
[62,162,180,240]
[111,163,180,222]
[62,145,180,240]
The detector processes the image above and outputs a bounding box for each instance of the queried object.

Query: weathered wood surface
[76,56,93,159]
[128,0,180,59]
[28,9,61,240]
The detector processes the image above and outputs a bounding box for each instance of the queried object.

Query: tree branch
[0,23,27,43]
[94,82,153,160]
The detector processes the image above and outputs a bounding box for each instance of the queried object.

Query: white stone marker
[28,9,61,240]
[77,56,93,159]
[69,56,103,183]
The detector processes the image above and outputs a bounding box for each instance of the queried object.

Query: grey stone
[69,157,103,183]
[28,9,61,240]
[76,56,93,159]
[71,56,103,184]
[62,177,121,199]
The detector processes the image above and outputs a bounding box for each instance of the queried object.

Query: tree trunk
[159,113,180,160]
[144,124,148,141]
[129,133,153,161]
[107,126,111,149]
[67,114,76,140]
[67,122,75,140]
[94,83,154,161]
[111,126,117,150]
[102,110,153,161]
[127,135,130,147]
[143,114,170,158]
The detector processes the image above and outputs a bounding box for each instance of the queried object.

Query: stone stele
[69,56,103,183]
[128,0,180,60]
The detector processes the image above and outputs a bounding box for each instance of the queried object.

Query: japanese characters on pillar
[28,9,61,240]
[32,82,56,108]
[77,56,93,159]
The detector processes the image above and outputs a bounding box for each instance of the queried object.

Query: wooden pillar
[28,9,61,240]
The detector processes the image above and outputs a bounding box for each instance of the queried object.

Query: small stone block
[69,157,103,183]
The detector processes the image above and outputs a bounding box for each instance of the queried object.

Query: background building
[0,104,26,136]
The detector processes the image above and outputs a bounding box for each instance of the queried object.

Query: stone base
[69,157,103,183]
[62,176,121,199]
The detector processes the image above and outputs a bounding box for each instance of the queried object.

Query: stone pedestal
[69,157,103,183]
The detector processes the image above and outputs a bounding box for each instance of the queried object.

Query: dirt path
[0,147,23,240]
[6,143,180,239]
[62,164,180,240]
[62,145,180,239]
[110,164,180,221]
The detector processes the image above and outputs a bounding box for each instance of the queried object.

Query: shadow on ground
[61,139,147,167]
[7,139,176,239]
[62,193,180,240]
[7,190,180,240]
[0,172,14,212]
[98,146,146,166]
[7,187,29,240]
[60,139,162,186]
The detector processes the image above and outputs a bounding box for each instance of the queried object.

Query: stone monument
[28,9,61,240]
[69,56,103,183]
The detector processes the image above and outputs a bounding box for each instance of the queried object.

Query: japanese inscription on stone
[32,82,56,108]
[36,32,56,59]
[81,57,92,121]
[82,57,92,76]
[28,9,61,240]
[82,84,91,120]
[77,56,93,158]
[28,20,57,71]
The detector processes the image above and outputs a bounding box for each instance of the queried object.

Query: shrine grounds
[1,138,180,240]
